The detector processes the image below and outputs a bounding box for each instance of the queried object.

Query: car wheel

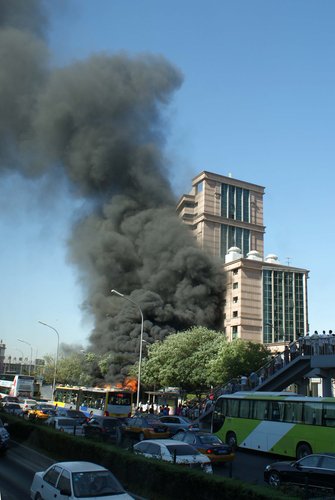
[296,443,312,459]
[226,432,237,450]
[139,432,145,441]
[35,493,43,500]
[268,471,281,488]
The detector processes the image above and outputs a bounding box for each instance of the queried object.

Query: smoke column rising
[0,0,224,381]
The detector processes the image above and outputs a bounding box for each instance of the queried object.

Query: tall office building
[177,171,309,348]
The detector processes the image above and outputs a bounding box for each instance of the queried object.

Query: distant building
[177,171,309,348]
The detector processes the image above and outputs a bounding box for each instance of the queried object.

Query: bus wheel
[296,443,312,459]
[226,432,237,450]
[268,471,281,488]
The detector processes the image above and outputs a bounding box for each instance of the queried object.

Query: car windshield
[166,444,200,456]
[72,471,125,498]
[198,434,222,445]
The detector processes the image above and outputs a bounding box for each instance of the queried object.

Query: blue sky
[2,0,335,360]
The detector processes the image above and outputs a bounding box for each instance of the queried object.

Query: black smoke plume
[0,0,224,381]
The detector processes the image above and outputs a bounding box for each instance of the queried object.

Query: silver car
[44,416,84,436]
[158,415,199,435]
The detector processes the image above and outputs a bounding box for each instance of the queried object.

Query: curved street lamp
[111,289,144,409]
[38,321,60,396]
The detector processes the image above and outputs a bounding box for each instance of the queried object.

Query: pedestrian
[249,372,259,389]
[240,375,248,390]
[284,345,290,364]
[289,341,297,361]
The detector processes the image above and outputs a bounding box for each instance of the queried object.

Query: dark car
[56,408,87,424]
[172,430,234,464]
[123,416,170,441]
[264,453,335,492]
[0,396,20,404]
[2,403,22,416]
[83,416,124,443]
[158,415,199,436]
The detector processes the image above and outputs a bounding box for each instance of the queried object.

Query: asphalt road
[213,448,278,486]
[0,440,53,500]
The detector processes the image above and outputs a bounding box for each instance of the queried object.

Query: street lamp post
[17,339,33,376]
[111,289,144,410]
[38,321,60,396]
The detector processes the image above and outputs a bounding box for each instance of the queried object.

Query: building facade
[177,171,309,348]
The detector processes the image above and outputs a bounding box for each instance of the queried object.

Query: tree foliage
[208,339,271,385]
[140,327,271,391]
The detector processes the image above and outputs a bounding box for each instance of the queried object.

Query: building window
[233,296,238,303]
[221,183,250,222]
[221,224,250,258]
[232,326,238,339]
[233,311,238,318]
[233,269,238,275]
[263,269,306,343]
[233,282,238,289]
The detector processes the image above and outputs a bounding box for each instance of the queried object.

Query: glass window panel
[323,403,335,427]
[304,402,322,425]
[252,401,268,420]
[320,456,335,470]
[236,187,242,221]
[221,184,228,218]
[242,228,250,256]
[243,189,249,222]
[227,399,239,417]
[220,224,228,258]
[228,185,235,218]
[239,400,251,418]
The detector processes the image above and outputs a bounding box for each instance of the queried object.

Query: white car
[43,416,85,436]
[19,398,37,412]
[30,461,132,499]
[133,439,213,474]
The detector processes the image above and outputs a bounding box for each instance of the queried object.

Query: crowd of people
[216,330,335,397]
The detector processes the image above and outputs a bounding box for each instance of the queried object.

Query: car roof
[139,439,187,445]
[54,461,108,473]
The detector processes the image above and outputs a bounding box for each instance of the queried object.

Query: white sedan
[30,461,133,499]
[133,439,213,474]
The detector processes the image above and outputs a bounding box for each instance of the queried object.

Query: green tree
[209,339,270,385]
[141,326,226,392]
[140,328,271,392]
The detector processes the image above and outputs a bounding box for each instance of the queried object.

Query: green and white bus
[212,392,335,459]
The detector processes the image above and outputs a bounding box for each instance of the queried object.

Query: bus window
[227,399,239,418]
[323,403,335,427]
[283,402,303,423]
[239,399,251,418]
[304,402,322,425]
[252,400,267,420]
[270,402,280,421]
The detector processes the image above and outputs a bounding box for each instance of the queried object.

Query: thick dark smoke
[0,1,224,381]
